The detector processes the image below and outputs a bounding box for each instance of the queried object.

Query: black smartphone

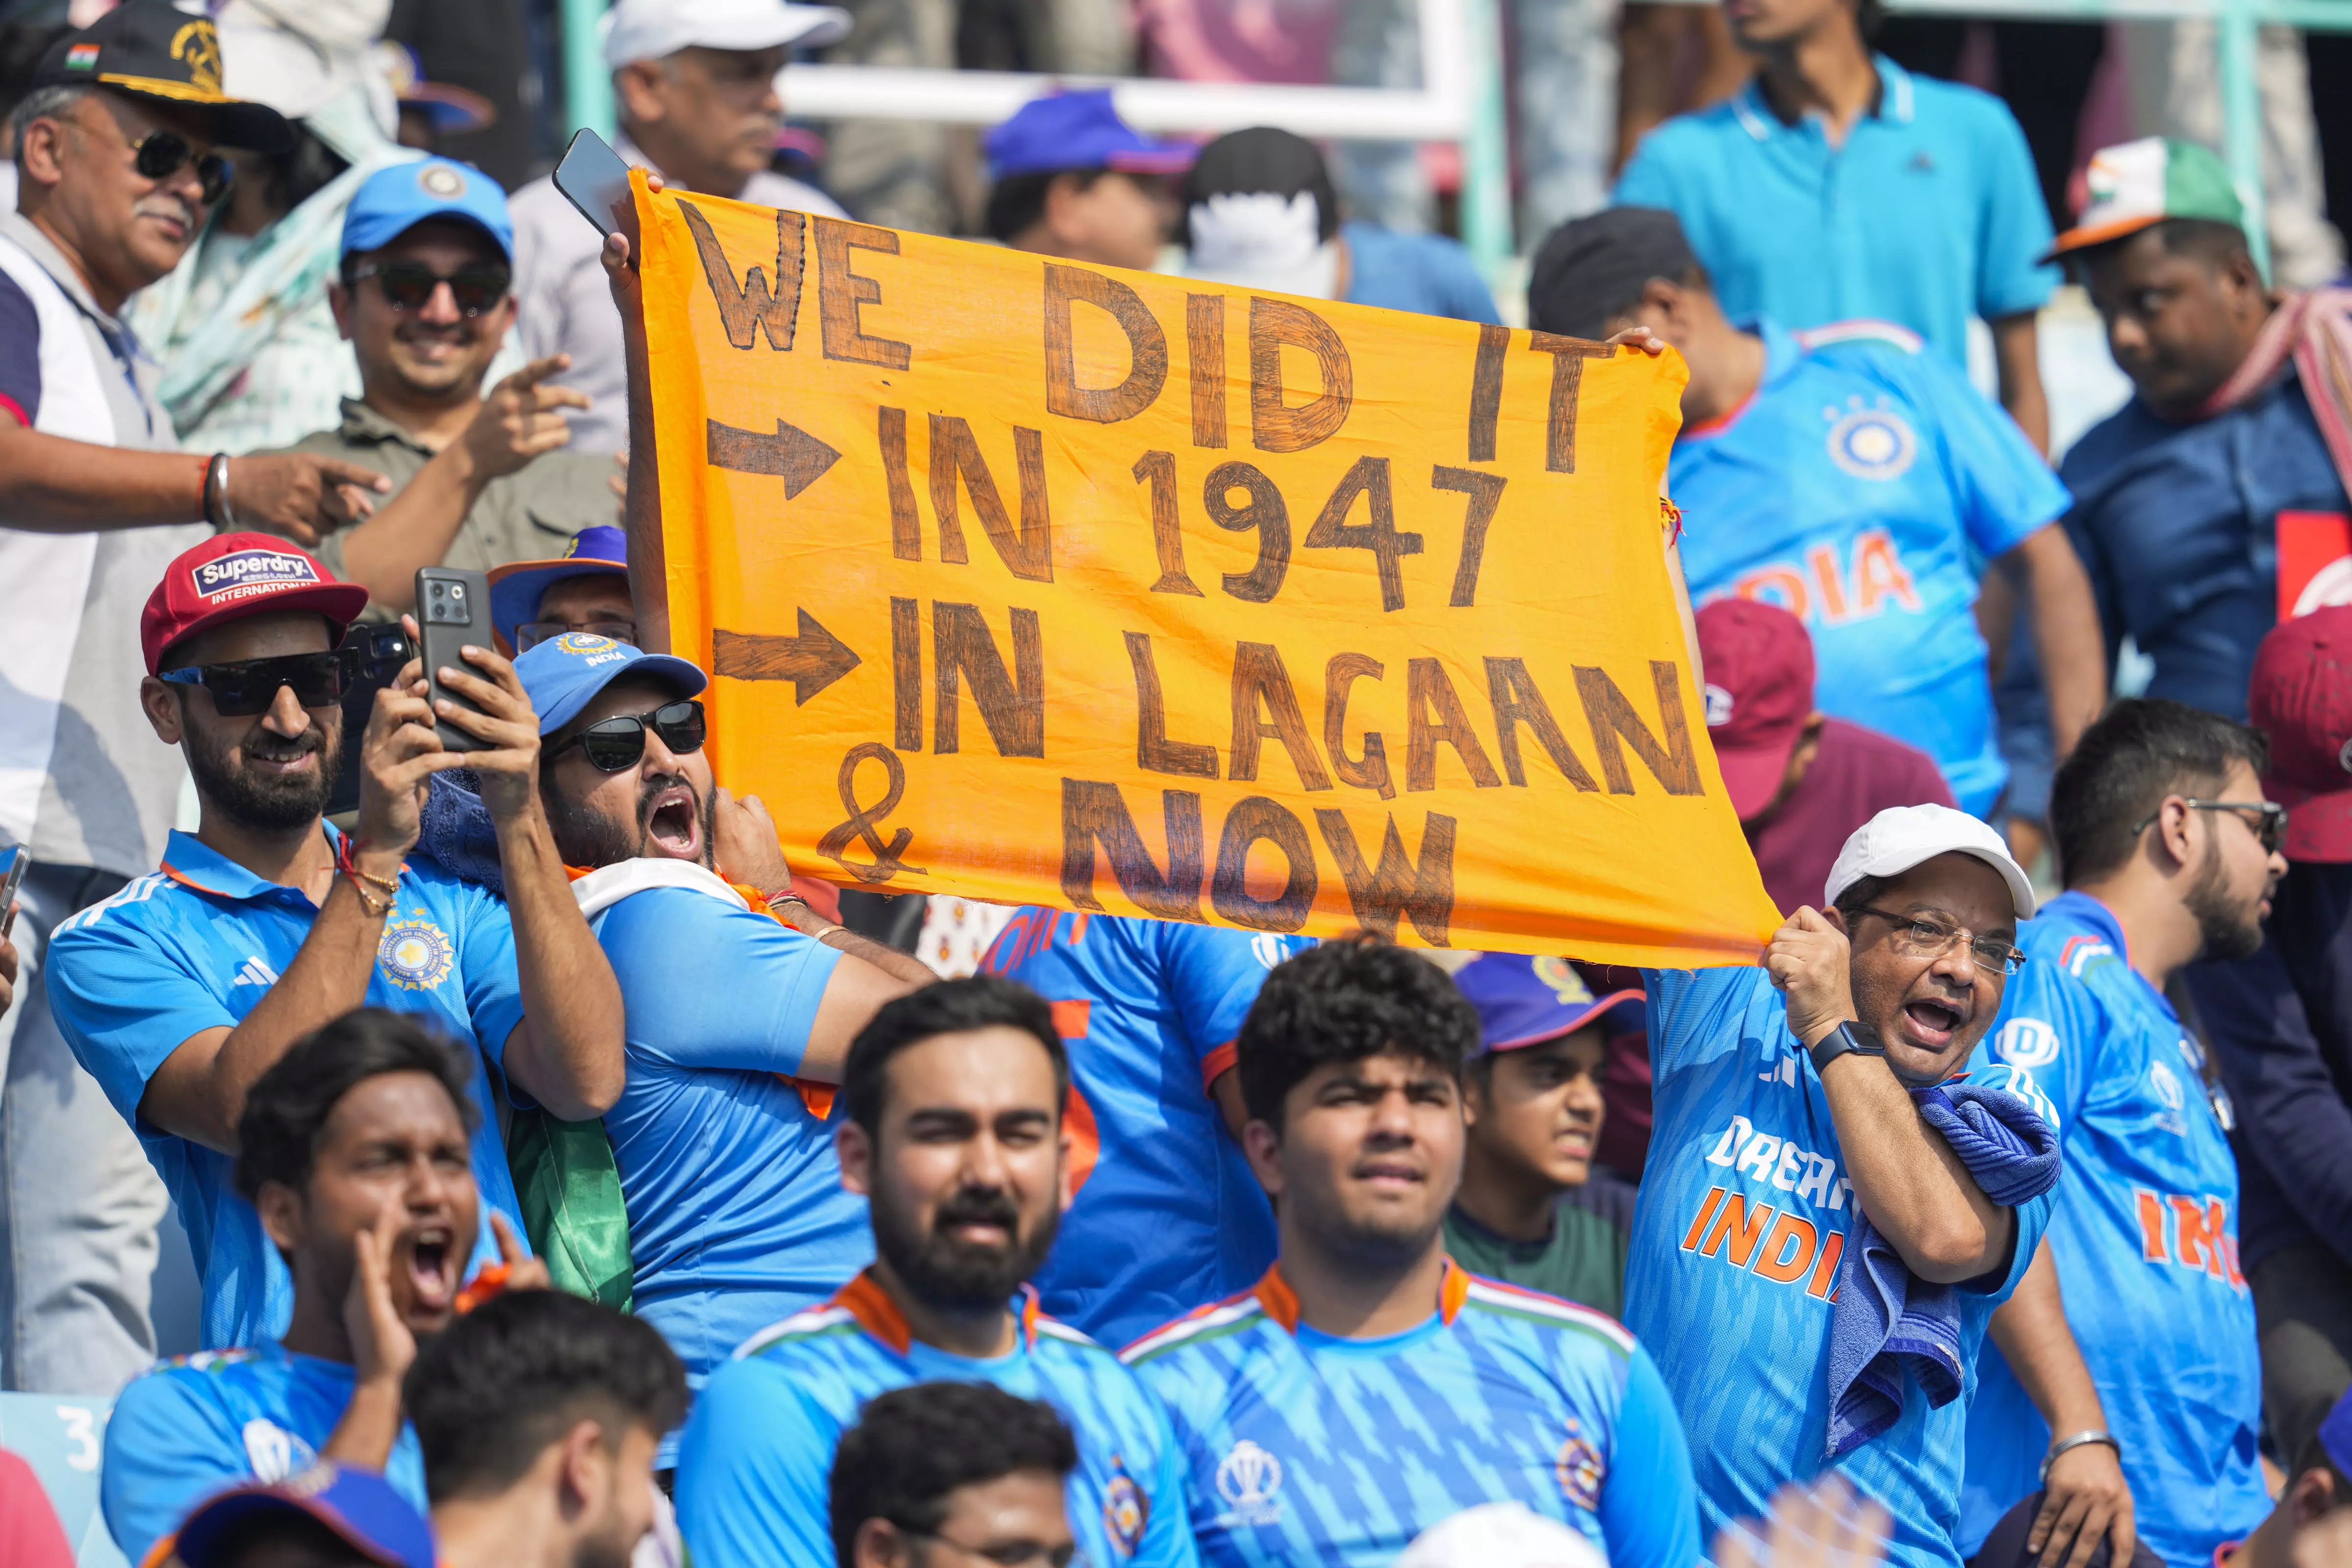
[416,567,493,754]
[0,844,26,940]
[554,127,636,240]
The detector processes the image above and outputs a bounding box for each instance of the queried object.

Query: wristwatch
[2041,1430,2120,1483]
[1806,1021,1886,1077]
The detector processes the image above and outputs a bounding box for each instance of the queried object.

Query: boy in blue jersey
[675,976,1198,1568]
[1611,0,2054,443]
[1960,699,2285,1566]
[1526,208,2104,817]
[404,1288,686,1568]
[514,636,932,1394]
[1125,937,1699,1568]
[46,533,623,1349]
[979,909,1307,1349]
[102,1009,547,1564]
[1623,803,2055,1567]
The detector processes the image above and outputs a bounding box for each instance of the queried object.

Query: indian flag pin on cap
[2042,136,2246,262]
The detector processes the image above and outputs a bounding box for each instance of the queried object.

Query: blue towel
[415,769,506,897]
[1824,1079,2060,1458]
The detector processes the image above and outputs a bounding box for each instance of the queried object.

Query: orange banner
[638,176,1779,963]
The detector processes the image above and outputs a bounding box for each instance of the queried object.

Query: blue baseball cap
[342,156,514,263]
[1452,955,1644,1057]
[515,634,706,735]
[985,89,1193,180]
[489,524,629,651]
[173,1462,435,1568]
[2321,1385,2352,1476]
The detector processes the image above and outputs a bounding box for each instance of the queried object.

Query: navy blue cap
[173,1462,435,1568]
[489,523,628,651]
[2323,1385,2352,1476]
[985,89,1193,180]
[342,156,514,263]
[515,635,706,735]
[1452,955,1644,1057]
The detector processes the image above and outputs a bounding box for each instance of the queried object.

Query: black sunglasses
[351,261,512,317]
[2132,798,2288,854]
[132,129,233,207]
[160,650,350,715]
[548,700,706,772]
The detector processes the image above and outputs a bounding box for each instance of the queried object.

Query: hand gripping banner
[638,176,1780,963]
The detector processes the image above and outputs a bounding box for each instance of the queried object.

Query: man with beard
[405,1287,687,1568]
[1123,937,1697,1568]
[282,157,616,615]
[1960,699,2285,1567]
[674,977,1197,1568]
[99,1008,547,1564]
[46,533,623,1349]
[1616,803,2055,1568]
[514,636,930,1411]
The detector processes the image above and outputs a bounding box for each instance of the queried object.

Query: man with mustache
[279,157,617,617]
[514,636,930,1420]
[98,1008,546,1565]
[1617,803,2055,1567]
[674,977,1197,1568]
[0,0,388,1395]
[1960,700,2286,1568]
[1125,937,1698,1568]
[44,533,623,1350]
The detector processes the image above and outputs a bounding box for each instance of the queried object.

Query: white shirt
[507,134,845,455]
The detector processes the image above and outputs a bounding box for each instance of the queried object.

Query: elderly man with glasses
[274,155,618,620]
[1958,697,2288,1568]
[511,635,931,1450]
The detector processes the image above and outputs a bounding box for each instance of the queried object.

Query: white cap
[1824,803,2037,920]
[602,0,851,70]
[1395,1504,1608,1568]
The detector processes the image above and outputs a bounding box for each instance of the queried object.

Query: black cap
[33,1,291,154]
[1526,207,1703,340]
[1180,126,1339,245]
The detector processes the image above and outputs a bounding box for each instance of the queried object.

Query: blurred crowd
[3,1,2352,1567]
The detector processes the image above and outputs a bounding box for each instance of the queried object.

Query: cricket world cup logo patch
[379,916,454,991]
[1214,1439,1285,1528]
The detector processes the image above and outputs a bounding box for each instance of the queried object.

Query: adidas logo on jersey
[231,955,281,989]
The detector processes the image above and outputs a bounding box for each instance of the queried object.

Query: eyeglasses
[131,129,233,206]
[515,619,638,652]
[2131,798,2288,854]
[546,699,705,771]
[160,650,349,715]
[351,262,513,317]
[1851,906,2027,976]
[905,1531,1077,1568]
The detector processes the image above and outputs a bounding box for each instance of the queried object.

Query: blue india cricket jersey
[1625,965,2049,1568]
[44,826,527,1350]
[1960,892,2267,1564]
[1123,1261,1701,1568]
[980,911,1308,1349]
[674,1271,1198,1568]
[1667,321,2069,816]
[100,1343,426,1564]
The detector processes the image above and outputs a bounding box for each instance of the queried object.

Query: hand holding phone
[0,845,26,940]
[555,128,636,242]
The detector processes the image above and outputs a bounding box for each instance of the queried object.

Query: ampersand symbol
[816,742,927,883]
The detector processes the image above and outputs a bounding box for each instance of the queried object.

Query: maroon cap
[141,534,370,675]
[1696,597,1815,821]
[2250,607,2352,862]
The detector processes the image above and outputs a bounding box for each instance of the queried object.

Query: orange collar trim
[1256,1256,1469,1335]
[826,1268,1041,1357]
[1681,385,1759,440]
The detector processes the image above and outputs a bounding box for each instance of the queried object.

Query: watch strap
[1807,1022,1886,1076]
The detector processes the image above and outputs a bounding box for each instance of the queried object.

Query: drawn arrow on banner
[705,417,841,498]
[712,613,862,705]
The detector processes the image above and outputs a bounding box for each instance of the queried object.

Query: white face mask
[1183,191,1340,300]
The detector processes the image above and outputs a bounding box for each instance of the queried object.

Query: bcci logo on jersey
[191,547,322,603]
[556,633,627,666]
[1213,1440,1285,1528]
[1102,1456,1148,1555]
[1825,403,1917,481]
[1555,1417,1606,1510]
[379,917,454,991]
